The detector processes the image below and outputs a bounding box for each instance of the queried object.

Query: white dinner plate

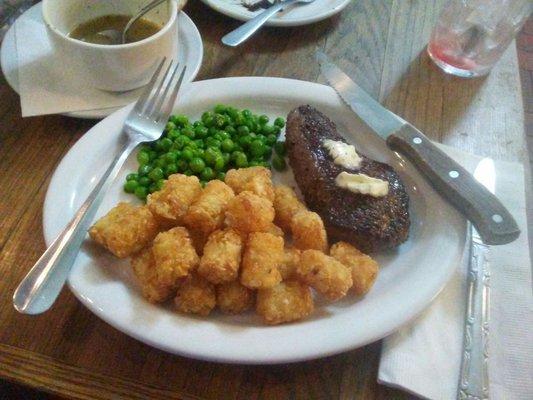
[43,77,466,364]
[201,0,351,26]
[0,3,203,119]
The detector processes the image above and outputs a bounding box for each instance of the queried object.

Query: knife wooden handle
[387,125,520,245]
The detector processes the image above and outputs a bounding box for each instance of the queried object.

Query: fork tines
[134,58,187,123]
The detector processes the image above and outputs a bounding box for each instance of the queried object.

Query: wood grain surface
[0,1,529,399]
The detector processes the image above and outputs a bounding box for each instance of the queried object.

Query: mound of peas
[123,104,288,200]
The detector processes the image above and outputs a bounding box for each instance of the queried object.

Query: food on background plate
[286,105,410,253]
[123,105,288,201]
[89,165,380,325]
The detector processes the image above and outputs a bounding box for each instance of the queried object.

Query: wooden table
[0,1,529,399]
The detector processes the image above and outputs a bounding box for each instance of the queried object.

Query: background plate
[43,77,466,364]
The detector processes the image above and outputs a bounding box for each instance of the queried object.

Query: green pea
[190,157,206,173]
[195,149,205,158]
[155,179,165,191]
[218,130,231,140]
[177,159,188,172]
[204,147,219,166]
[214,113,226,128]
[138,164,152,176]
[208,127,218,137]
[237,125,250,136]
[261,124,275,135]
[138,176,151,187]
[210,139,221,149]
[242,109,252,119]
[231,151,242,162]
[266,134,277,146]
[171,115,189,127]
[134,186,148,200]
[272,155,286,171]
[195,126,208,138]
[235,152,248,168]
[124,180,138,193]
[250,140,265,157]
[160,138,172,151]
[166,121,177,131]
[263,145,272,159]
[194,139,205,149]
[274,117,285,128]
[165,152,178,164]
[258,115,269,125]
[182,147,194,161]
[217,172,226,181]
[137,150,150,165]
[249,160,261,167]
[201,167,215,181]
[214,104,227,114]
[126,173,138,181]
[225,126,236,136]
[149,167,164,181]
[234,113,245,126]
[272,125,281,136]
[274,141,287,157]
[202,112,214,127]
[174,136,186,149]
[148,183,158,193]
[214,155,225,171]
[167,129,180,140]
[221,138,234,153]
[182,126,195,139]
[238,135,252,148]
[165,163,178,176]
[213,133,222,141]
[148,150,158,161]
[154,158,166,169]
[183,169,193,176]
[233,144,243,153]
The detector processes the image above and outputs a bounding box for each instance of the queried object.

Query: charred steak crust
[285,105,410,253]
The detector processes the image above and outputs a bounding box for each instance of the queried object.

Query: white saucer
[201,0,350,27]
[0,3,203,119]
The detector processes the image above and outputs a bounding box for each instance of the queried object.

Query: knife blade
[315,50,520,246]
[457,158,494,400]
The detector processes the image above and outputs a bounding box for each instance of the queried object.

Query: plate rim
[0,2,203,119]
[199,0,351,27]
[43,76,466,364]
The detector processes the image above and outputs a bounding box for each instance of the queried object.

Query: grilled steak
[285,105,410,253]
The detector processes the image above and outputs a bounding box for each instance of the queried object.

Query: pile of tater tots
[89,167,379,324]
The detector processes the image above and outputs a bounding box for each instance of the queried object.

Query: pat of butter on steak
[285,105,410,253]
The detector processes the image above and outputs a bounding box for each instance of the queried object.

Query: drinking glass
[428,0,532,78]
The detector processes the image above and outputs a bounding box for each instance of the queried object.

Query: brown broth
[69,14,162,45]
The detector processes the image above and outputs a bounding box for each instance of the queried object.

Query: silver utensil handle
[387,124,520,245]
[221,0,296,46]
[13,138,139,315]
[458,232,490,400]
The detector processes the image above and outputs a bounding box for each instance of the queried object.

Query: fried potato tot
[174,274,216,316]
[188,228,208,256]
[225,167,275,201]
[89,203,159,258]
[225,191,275,234]
[273,185,306,232]
[152,227,199,286]
[279,247,301,280]
[297,250,353,301]
[198,229,243,284]
[184,180,234,235]
[265,223,284,237]
[147,174,201,227]
[291,210,328,252]
[256,280,314,325]
[240,232,284,289]
[131,247,175,303]
[330,241,379,296]
[216,281,254,314]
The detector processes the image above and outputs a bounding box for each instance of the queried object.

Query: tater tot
[273,185,306,232]
[256,280,314,325]
[188,228,208,256]
[89,203,159,258]
[278,247,301,280]
[147,174,201,227]
[225,191,275,234]
[216,281,254,314]
[198,229,243,284]
[297,250,353,301]
[265,223,284,237]
[131,247,175,303]
[330,242,379,296]
[240,232,284,289]
[183,180,234,235]
[291,210,328,252]
[152,227,199,287]
[174,274,216,316]
[225,167,275,201]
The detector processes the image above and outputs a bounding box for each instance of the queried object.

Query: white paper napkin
[378,145,533,400]
[15,4,140,117]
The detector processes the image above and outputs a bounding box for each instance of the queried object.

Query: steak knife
[457,158,494,400]
[316,50,520,246]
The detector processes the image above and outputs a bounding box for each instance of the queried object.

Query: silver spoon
[99,0,169,45]
[222,0,316,47]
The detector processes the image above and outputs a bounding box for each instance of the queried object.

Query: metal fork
[13,59,187,315]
